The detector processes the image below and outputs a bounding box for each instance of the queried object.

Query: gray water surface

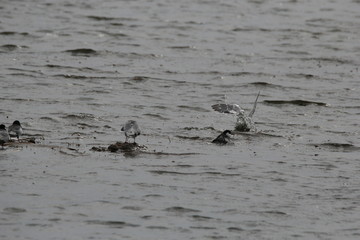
[1,0,360,239]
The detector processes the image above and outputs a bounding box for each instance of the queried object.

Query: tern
[212,91,260,132]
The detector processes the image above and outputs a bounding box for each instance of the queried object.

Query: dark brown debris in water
[90,142,199,156]
[90,146,108,152]
[6,137,36,145]
[90,142,143,153]
[108,142,146,153]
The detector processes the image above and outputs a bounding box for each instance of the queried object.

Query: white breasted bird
[8,120,23,140]
[121,120,141,143]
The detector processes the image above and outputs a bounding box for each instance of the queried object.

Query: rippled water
[1,0,360,239]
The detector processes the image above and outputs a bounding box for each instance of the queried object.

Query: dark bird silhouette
[212,130,232,145]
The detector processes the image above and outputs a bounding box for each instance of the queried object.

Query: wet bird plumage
[121,120,141,143]
[0,124,10,149]
[8,120,23,140]
[212,130,232,145]
[212,92,260,132]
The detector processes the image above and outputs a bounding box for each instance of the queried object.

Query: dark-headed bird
[212,130,232,145]
[8,120,23,140]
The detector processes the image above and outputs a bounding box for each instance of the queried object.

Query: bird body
[0,124,10,149]
[121,120,141,143]
[212,130,232,145]
[212,92,260,132]
[8,120,23,140]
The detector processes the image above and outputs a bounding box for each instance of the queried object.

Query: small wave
[168,45,196,49]
[87,16,117,21]
[183,126,216,131]
[130,76,149,82]
[264,100,328,106]
[45,64,97,71]
[0,97,34,102]
[232,27,271,32]
[248,81,273,86]
[61,113,96,120]
[3,207,27,213]
[307,57,354,65]
[164,206,201,213]
[192,215,213,220]
[0,31,29,36]
[0,44,26,51]
[39,116,60,123]
[228,227,244,232]
[143,113,170,121]
[149,170,198,175]
[312,143,360,152]
[175,135,202,141]
[285,73,318,79]
[64,48,98,56]
[257,210,288,216]
[246,81,301,90]
[87,16,136,22]
[177,105,210,112]
[85,220,139,228]
[149,170,241,176]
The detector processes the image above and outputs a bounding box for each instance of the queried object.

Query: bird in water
[212,130,233,145]
[121,120,141,143]
[0,124,10,149]
[8,120,23,140]
[212,91,260,132]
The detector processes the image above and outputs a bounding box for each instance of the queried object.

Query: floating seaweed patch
[107,142,147,153]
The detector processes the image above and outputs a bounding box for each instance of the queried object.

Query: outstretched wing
[211,103,245,115]
[248,91,260,118]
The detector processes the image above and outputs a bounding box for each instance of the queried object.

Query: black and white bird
[212,92,260,132]
[0,124,10,149]
[212,130,233,145]
[8,120,23,140]
[121,120,141,143]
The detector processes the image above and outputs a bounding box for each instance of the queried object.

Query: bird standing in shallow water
[212,130,232,145]
[121,120,141,143]
[8,120,23,140]
[0,124,10,149]
[212,92,260,132]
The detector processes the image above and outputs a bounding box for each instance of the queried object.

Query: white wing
[211,104,245,115]
[248,91,260,118]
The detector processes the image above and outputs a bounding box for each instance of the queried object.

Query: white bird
[121,120,141,143]
[0,124,10,149]
[8,120,23,140]
[212,91,260,132]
